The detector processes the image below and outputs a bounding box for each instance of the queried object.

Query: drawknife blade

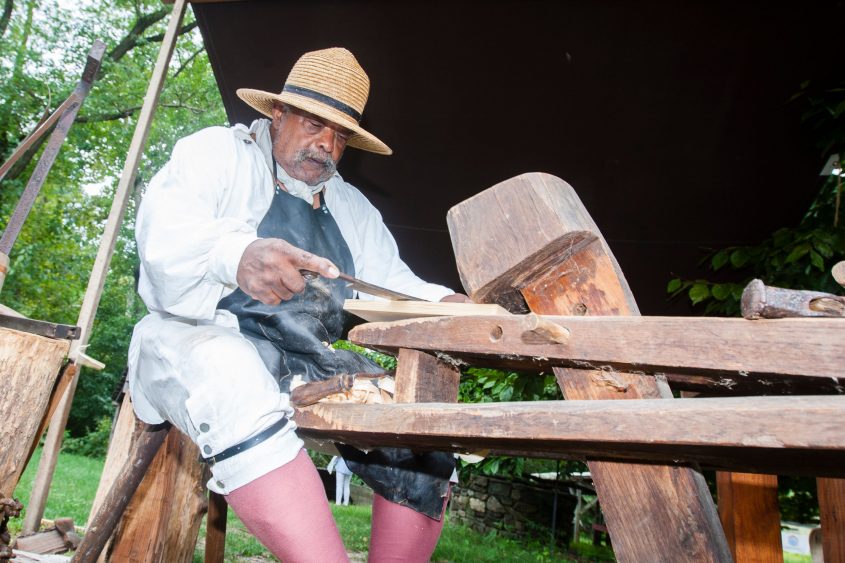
[301,270,423,301]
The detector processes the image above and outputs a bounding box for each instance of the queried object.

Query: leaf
[689,282,710,305]
[667,278,682,293]
[711,249,730,270]
[785,243,811,264]
[711,283,731,301]
[730,248,750,268]
[810,250,824,271]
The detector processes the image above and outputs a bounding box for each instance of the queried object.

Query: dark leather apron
[218,173,454,519]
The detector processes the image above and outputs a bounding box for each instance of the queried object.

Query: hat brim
[236,88,392,155]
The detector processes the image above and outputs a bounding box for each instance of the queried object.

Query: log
[742,278,845,319]
[71,423,170,563]
[295,396,845,477]
[106,429,206,563]
[348,314,845,393]
[0,328,70,497]
[717,472,782,562]
[447,173,730,561]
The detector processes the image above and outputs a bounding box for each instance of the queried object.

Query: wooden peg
[833,261,845,289]
[520,313,570,344]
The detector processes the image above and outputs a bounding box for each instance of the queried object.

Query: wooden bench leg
[717,472,782,562]
[818,477,845,563]
[204,492,227,563]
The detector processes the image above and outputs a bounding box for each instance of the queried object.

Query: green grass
[7,449,700,562]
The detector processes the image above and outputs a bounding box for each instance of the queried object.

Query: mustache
[294,149,337,176]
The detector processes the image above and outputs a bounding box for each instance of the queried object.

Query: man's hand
[439,293,473,303]
[236,238,339,305]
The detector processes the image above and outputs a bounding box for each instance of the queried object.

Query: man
[128,47,465,561]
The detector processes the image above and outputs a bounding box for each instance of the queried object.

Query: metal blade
[337,273,424,301]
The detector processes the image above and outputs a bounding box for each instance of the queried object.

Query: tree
[0,0,226,437]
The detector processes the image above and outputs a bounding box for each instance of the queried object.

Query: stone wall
[449,474,578,544]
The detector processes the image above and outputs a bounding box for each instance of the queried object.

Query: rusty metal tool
[302,270,424,301]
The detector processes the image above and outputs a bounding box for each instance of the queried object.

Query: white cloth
[128,120,453,495]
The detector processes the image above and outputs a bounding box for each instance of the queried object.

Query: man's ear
[271,103,285,123]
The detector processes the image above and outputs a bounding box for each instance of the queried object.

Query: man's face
[271,104,351,186]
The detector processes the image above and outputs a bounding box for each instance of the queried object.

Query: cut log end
[833,261,845,288]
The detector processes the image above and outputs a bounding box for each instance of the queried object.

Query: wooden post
[394,348,460,404]
[817,477,845,563]
[717,472,782,562]
[447,173,731,562]
[25,0,188,531]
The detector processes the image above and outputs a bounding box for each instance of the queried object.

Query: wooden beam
[717,472,782,562]
[349,315,845,393]
[295,396,845,477]
[26,0,188,530]
[204,492,227,563]
[818,477,845,563]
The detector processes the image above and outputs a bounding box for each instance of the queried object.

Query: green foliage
[669,78,845,315]
[0,0,226,436]
[458,368,562,479]
[333,339,397,370]
[62,416,112,458]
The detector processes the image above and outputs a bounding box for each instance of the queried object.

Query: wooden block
[0,328,70,496]
[717,472,782,563]
[817,477,845,563]
[394,348,460,404]
[343,299,509,323]
[13,518,80,554]
[294,396,845,477]
[448,173,730,562]
[349,314,845,393]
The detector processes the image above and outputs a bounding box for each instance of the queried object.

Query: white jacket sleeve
[136,127,263,320]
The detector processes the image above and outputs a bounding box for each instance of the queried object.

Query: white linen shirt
[127,122,452,493]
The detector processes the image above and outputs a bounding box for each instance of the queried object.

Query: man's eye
[306,120,322,130]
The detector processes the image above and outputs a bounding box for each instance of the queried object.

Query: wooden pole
[24,0,188,532]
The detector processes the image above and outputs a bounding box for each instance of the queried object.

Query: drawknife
[302,270,423,301]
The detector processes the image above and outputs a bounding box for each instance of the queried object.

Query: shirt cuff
[209,232,258,287]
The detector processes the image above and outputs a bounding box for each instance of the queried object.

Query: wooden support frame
[717,472,782,562]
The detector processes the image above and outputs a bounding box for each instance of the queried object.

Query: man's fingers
[289,249,339,279]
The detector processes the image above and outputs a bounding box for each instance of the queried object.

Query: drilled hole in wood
[573,303,588,315]
[489,325,503,342]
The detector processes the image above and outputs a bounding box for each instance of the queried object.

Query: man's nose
[316,127,336,153]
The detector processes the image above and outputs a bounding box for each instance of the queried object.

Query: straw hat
[237,47,391,155]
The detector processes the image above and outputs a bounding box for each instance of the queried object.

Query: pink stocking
[225,449,349,562]
[367,491,449,562]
